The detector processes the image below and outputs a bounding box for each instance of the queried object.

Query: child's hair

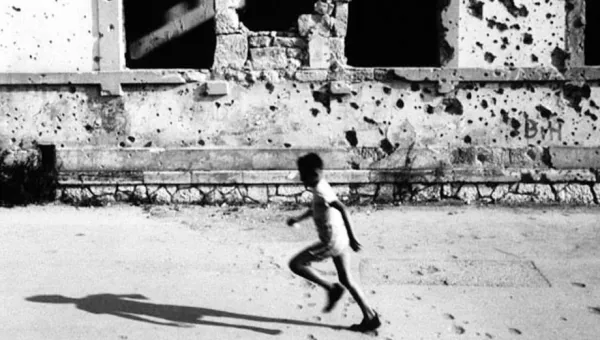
[297,153,324,171]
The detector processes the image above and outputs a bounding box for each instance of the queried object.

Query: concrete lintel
[549,146,600,169]
[58,171,144,185]
[0,71,190,86]
[192,171,243,184]
[144,171,192,184]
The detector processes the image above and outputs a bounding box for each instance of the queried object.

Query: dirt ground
[1,203,599,340]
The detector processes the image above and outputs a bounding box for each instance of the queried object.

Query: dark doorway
[124,0,216,69]
[586,0,600,65]
[239,0,315,32]
[345,0,442,67]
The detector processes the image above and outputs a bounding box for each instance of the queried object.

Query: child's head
[297,153,323,187]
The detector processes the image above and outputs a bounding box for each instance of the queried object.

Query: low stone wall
[57,182,600,206]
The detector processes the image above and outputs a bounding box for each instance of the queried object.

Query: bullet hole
[310,108,320,117]
[269,105,277,112]
[467,119,473,124]
[284,143,292,148]
[467,0,484,19]
[396,99,405,109]
[380,138,395,155]
[535,105,555,119]
[84,124,94,132]
[498,0,529,17]
[127,136,136,143]
[477,153,488,162]
[266,82,275,93]
[487,19,508,31]
[443,98,464,115]
[345,130,358,147]
[267,139,273,144]
[500,109,510,123]
[464,135,472,144]
[383,86,392,95]
[426,105,435,114]
[510,118,521,130]
[144,141,152,147]
[510,130,519,137]
[156,129,161,133]
[584,110,598,121]
[215,102,222,109]
[375,100,382,107]
[527,149,537,160]
[69,86,77,93]
[119,142,126,148]
[312,90,332,113]
[363,117,377,125]
[350,161,360,170]
[350,102,360,110]
[481,99,489,109]
[551,47,570,73]
[466,93,472,100]
[523,33,533,45]
[410,83,420,92]
[531,54,539,62]
[563,83,591,112]
[484,52,496,63]
[198,139,205,146]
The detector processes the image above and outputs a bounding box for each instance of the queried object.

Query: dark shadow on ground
[26,293,343,335]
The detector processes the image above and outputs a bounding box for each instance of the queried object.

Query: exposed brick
[298,14,333,37]
[215,9,240,34]
[213,34,248,69]
[273,37,307,48]
[250,47,288,69]
[249,36,273,48]
[333,2,349,37]
[308,35,331,68]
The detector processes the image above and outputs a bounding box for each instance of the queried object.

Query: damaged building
[1,0,600,205]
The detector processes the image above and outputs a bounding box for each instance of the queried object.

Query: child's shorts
[306,239,349,261]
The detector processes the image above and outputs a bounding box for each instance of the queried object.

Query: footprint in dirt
[508,328,522,335]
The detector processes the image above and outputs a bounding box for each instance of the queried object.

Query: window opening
[239,0,315,32]
[345,0,442,67]
[124,0,216,69]
[585,0,600,65]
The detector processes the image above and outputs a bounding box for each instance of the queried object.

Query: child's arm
[330,200,362,252]
[287,209,313,226]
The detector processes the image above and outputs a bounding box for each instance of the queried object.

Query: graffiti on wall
[524,114,564,141]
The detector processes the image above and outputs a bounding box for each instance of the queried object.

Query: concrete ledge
[59,171,144,185]
[549,147,600,169]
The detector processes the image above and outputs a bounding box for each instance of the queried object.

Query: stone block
[333,3,349,37]
[330,81,353,95]
[250,47,288,69]
[298,14,333,37]
[215,0,246,11]
[442,184,460,198]
[315,1,335,15]
[213,34,248,69]
[277,185,306,196]
[151,187,172,204]
[413,184,441,202]
[549,147,600,169]
[249,36,272,47]
[308,35,331,68]
[286,48,304,59]
[533,184,556,203]
[295,69,329,82]
[556,184,595,204]
[500,193,531,204]
[172,188,204,204]
[329,38,346,64]
[63,187,94,204]
[133,186,148,202]
[375,184,395,202]
[540,170,596,182]
[144,171,191,184]
[491,185,510,201]
[246,186,268,203]
[478,185,494,198]
[215,9,240,34]
[192,171,242,184]
[457,185,478,203]
[219,187,244,204]
[206,81,230,96]
[356,184,377,196]
[89,186,116,196]
[273,37,307,48]
[115,191,131,202]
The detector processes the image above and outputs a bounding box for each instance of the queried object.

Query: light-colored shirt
[310,179,348,247]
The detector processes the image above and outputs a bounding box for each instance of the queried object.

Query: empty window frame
[585,0,600,65]
[239,0,315,32]
[345,0,443,67]
[124,0,216,69]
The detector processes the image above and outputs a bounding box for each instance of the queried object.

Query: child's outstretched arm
[287,208,313,226]
[330,200,362,252]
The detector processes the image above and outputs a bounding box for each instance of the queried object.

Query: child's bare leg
[289,248,335,290]
[332,250,376,321]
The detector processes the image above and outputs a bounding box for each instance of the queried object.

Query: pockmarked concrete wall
[1,0,599,205]
[0,0,99,72]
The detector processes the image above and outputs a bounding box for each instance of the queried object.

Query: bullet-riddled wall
[1,0,600,205]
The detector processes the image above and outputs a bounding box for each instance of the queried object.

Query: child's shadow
[26,293,343,335]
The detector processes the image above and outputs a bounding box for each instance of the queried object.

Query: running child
[286,152,381,332]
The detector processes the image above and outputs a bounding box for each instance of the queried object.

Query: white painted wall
[0,0,98,72]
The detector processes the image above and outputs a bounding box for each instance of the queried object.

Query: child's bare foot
[349,313,381,332]
[323,283,344,313]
